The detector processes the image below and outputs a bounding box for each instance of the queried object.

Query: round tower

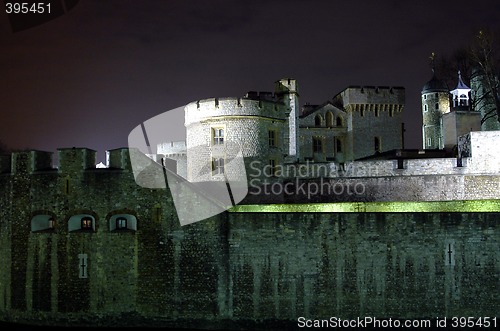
[184,96,288,182]
[421,71,450,149]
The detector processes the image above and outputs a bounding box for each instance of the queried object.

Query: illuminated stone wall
[185,97,288,182]
[226,212,498,320]
[0,148,499,327]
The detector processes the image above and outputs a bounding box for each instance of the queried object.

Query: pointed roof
[454,71,470,90]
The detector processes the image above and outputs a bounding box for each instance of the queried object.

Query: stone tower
[442,72,481,149]
[275,78,299,161]
[421,71,450,149]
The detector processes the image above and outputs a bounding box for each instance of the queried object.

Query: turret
[421,70,450,149]
[450,71,471,110]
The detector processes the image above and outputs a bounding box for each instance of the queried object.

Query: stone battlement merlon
[185,97,287,126]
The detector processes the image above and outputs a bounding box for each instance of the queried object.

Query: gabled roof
[299,100,345,118]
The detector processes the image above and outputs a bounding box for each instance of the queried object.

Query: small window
[81,217,93,230]
[268,130,276,147]
[31,214,55,232]
[212,157,224,175]
[110,214,138,231]
[435,93,438,98]
[424,104,428,112]
[374,137,381,153]
[427,137,432,147]
[313,137,323,153]
[336,138,342,153]
[68,214,96,232]
[360,107,365,117]
[315,114,322,127]
[212,128,224,145]
[336,116,343,126]
[374,107,380,117]
[435,103,439,110]
[116,217,127,230]
[423,95,427,100]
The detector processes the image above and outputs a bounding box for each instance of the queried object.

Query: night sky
[1,0,499,163]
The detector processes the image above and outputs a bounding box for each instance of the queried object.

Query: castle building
[299,86,404,163]
[1,76,499,326]
[422,71,482,150]
[162,79,405,182]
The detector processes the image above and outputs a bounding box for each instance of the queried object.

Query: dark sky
[1,0,499,163]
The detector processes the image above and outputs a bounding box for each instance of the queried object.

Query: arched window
[68,214,96,232]
[326,111,334,127]
[31,214,55,232]
[315,114,322,127]
[336,116,343,127]
[109,214,138,231]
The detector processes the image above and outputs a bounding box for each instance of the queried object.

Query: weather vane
[429,52,436,74]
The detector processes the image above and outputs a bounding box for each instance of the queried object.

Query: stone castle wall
[0,148,498,327]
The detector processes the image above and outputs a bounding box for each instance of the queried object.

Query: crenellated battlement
[185,96,287,126]
[0,147,133,175]
[336,85,405,106]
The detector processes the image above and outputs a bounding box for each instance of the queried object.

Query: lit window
[212,128,224,145]
[116,217,127,230]
[81,217,93,230]
[268,130,276,147]
[313,137,323,153]
[212,157,224,175]
[31,214,56,232]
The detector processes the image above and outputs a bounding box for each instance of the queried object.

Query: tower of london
[158,79,405,184]
[0,73,498,327]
